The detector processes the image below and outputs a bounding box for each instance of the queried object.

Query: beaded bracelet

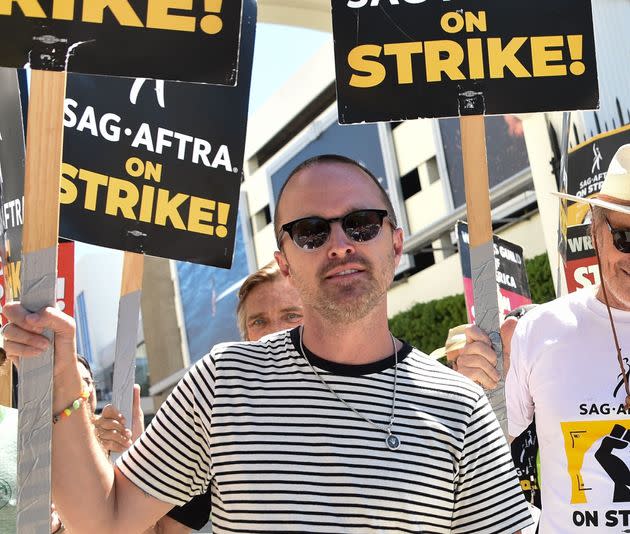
[52,388,91,424]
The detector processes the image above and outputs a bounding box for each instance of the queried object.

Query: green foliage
[388,253,555,353]
[525,253,556,304]
[389,294,468,355]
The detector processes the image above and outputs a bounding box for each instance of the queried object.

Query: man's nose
[327,222,355,258]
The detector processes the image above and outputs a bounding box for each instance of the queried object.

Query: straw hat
[555,143,630,215]
[429,324,469,360]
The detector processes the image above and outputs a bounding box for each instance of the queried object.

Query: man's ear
[274,250,290,278]
[393,227,404,268]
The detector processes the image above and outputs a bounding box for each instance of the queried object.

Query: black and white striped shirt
[118,328,531,533]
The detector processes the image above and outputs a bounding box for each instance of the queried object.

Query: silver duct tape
[110,290,142,462]
[17,246,57,534]
[469,241,507,435]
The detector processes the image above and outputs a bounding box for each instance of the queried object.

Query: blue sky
[248,23,331,113]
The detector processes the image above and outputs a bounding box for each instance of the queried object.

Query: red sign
[0,241,75,323]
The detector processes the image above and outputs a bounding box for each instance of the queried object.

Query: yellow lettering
[125,157,144,178]
[348,44,385,88]
[52,0,74,20]
[440,12,463,34]
[0,0,45,17]
[465,11,486,33]
[424,40,465,82]
[147,0,195,31]
[8,260,20,298]
[82,0,142,27]
[199,0,223,34]
[139,185,155,223]
[488,37,531,78]
[105,177,139,219]
[60,163,79,205]
[466,38,485,79]
[78,169,108,211]
[531,35,566,77]
[144,161,162,182]
[383,42,423,84]
[187,196,215,235]
[155,189,187,230]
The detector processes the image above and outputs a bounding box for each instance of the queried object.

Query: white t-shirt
[118,328,531,533]
[507,288,630,533]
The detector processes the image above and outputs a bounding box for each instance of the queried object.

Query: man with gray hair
[458,144,630,532]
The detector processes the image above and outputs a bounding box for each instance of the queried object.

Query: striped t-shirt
[118,328,532,533]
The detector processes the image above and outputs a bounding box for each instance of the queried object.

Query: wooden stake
[0,365,12,407]
[460,115,507,434]
[17,68,66,534]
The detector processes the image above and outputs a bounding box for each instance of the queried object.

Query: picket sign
[110,251,144,462]
[460,115,506,432]
[17,68,66,534]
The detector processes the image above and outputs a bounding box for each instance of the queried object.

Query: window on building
[400,167,422,200]
[253,204,272,232]
[413,245,436,272]
[425,156,440,184]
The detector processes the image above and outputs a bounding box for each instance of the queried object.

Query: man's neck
[300,306,401,365]
[596,285,630,312]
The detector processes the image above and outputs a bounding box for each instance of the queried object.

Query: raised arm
[3,302,171,533]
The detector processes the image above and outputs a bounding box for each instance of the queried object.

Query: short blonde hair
[237,261,283,340]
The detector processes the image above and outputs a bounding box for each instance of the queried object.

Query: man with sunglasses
[2,155,531,533]
[458,144,630,533]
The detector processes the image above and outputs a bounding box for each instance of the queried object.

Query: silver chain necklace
[298,326,401,451]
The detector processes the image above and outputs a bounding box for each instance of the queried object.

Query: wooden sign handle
[17,68,66,533]
[460,115,507,434]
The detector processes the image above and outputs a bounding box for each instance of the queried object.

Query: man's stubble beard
[288,251,395,324]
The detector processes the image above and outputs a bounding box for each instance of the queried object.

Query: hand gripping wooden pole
[460,115,507,435]
[17,68,66,534]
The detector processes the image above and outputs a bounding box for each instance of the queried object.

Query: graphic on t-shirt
[562,420,630,504]
[0,478,11,509]
[613,357,630,398]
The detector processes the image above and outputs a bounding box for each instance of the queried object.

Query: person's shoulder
[405,347,484,401]
[517,289,591,333]
[207,329,295,362]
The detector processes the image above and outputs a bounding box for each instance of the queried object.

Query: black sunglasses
[278,209,392,250]
[606,218,630,253]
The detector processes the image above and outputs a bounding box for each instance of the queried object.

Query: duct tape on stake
[17,246,58,534]
[110,289,142,461]
[110,252,143,461]
[470,241,506,431]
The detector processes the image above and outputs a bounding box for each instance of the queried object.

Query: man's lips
[324,265,366,279]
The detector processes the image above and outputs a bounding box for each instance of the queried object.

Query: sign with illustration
[563,125,630,292]
[60,27,254,268]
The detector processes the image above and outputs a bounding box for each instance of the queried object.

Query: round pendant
[386,434,401,450]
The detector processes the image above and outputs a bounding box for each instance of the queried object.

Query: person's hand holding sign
[2,302,78,381]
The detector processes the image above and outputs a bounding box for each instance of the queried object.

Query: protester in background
[454,144,630,532]
[236,260,303,341]
[3,154,531,533]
